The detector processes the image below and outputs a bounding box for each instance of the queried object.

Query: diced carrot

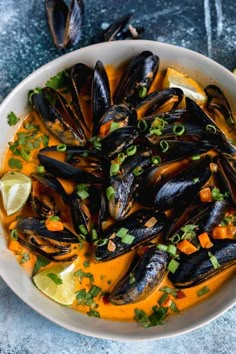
[198,232,213,248]
[212,226,230,239]
[177,239,198,255]
[45,219,64,231]
[8,240,22,253]
[99,121,112,138]
[9,221,17,230]
[199,187,213,202]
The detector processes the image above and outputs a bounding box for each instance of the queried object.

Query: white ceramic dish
[0,40,235,341]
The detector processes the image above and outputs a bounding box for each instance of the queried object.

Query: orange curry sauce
[0,65,235,322]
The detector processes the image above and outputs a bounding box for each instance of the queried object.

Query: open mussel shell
[216,155,236,206]
[154,155,211,211]
[16,217,79,243]
[185,98,236,155]
[205,85,236,131]
[31,88,86,145]
[45,0,84,49]
[137,88,184,115]
[109,247,169,305]
[92,60,111,132]
[169,239,236,288]
[101,126,139,158]
[30,172,68,219]
[113,51,160,106]
[94,209,166,262]
[38,146,108,182]
[108,148,152,220]
[97,104,137,138]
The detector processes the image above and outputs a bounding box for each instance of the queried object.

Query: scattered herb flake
[8,158,23,170]
[47,273,63,285]
[7,111,20,126]
[19,253,30,264]
[33,256,50,275]
[74,269,94,284]
[197,286,210,297]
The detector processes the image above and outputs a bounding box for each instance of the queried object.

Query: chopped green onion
[160,140,169,152]
[87,309,100,318]
[151,117,167,129]
[49,216,60,221]
[109,122,120,133]
[168,259,179,273]
[77,190,89,200]
[197,286,210,297]
[169,233,181,244]
[8,158,23,170]
[149,128,163,136]
[110,163,120,176]
[129,272,136,285]
[10,229,18,240]
[37,165,45,173]
[116,228,129,238]
[126,145,137,156]
[192,155,201,160]
[151,155,162,165]
[206,124,217,134]
[76,183,88,192]
[94,239,108,247]
[173,124,185,136]
[117,152,126,164]
[121,234,135,245]
[138,119,148,132]
[90,136,102,150]
[46,273,62,285]
[208,252,220,269]
[20,148,30,161]
[132,166,144,176]
[193,177,200,183]
[106,186,115,200]
[157,244,168,251]
[78,224,88,236]
[139,86,147,98]
[7,111,20,126]
[57,144,67,152]
[158,293,169,306]
[92,229,98,241]
[212,187,224,201]
[159,286,178,297]
[167,244,177,256]
[83,261,90,268]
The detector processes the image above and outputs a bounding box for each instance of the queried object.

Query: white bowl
[0,40,235,341]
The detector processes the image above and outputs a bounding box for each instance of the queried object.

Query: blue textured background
[0,0,235,353]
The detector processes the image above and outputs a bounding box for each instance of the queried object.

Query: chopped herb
[159,286,178,297]
[77,190,89,200]
[173,123,185,136]
[169,233,181,244]
[46,70,68,90]
[121,233,135,245]
[126,145,137,156]
[94,238,108,247]
[57,143,67,152]
[19,253,30,264]
[28,87,42,103]
[7,111,20,126]
[110,163,120,176]
[76,288,87,301]
[212,187,225,201]
[129,272,136,285]
[78,224,88,236]
[109,122,120,133]
[149,127,163,136]
[83,261,90,268]
[90,136,102,150]
[157,243,168,251]
[107,280,111,285]
[47,273,63,285]
[49,216,60,221]
[41,135,49,147]
[8,158,23,170]
[116,227,129,238]
[134,309,151,328]
[192,155,201,160]
[132,166,144,176]
[193,177,200,183]
[74,269,94,284]
[87,309,100,318]
[117,152,126,164]
[91,229,98,241]
[89,285,101,297]
[20,148,31,161]
[138,119,148,132]
[151,155,162,165]
[160,140,169,152]
[167,244,177,256]
[170,300,180,313]
[10,229,18,240]
[208,252,220,269]
[206,124,217,134]
[33,256,50,275]
[106,186,115,200]
[197,286,210,297]
[139,86,147,98]
[168,259,179,273]
[158,293,169,306]
[37,165,45,173]
[134,306,168,328]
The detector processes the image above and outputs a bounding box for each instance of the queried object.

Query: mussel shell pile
[16,50,236,305]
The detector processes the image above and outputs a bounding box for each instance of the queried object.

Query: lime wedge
[0,171,32,215]
[163,67,207,105]
[33,263,76,306]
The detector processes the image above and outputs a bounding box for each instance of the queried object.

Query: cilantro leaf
[7,111,20,126]
[33,256,50,275]
[47,273,63,285]
[46,70,68,90]
[8,158,23,170]
[19,253,30,264]
[74,269,94,284]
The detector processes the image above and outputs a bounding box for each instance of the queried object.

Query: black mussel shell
[45,0,84,49]
[109,247,169,305]
[94,209,166,261]
[216,155,236,206]
[169,240,236,288]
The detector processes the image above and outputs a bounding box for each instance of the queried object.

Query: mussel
[109,247,169,305]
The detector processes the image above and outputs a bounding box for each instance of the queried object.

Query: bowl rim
[0,39,235,341]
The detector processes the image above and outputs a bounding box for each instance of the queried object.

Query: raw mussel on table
[1,50,236,326]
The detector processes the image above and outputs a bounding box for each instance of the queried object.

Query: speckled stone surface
[0,0,236,353]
